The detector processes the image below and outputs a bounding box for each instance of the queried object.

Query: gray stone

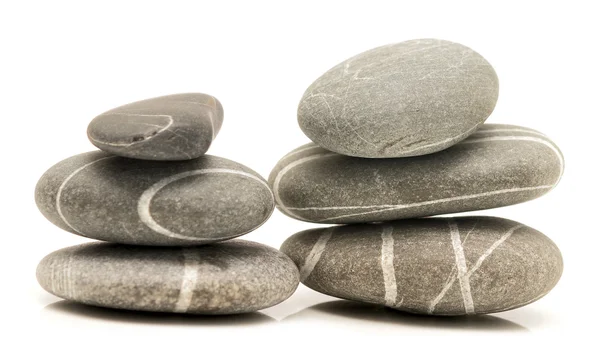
[36,152,274,246]
[37,240,299,314]
[87,93,223,160]
[298,39,499,158]
[270,124,563,224]
[281,216,562,315]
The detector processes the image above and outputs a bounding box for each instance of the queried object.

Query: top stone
[298,39,499,158]
[87,93,223,160]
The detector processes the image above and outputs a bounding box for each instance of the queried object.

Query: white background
[1,0,598,359]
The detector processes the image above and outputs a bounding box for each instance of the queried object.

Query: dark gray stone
[270,124,563,224]
[281,217,562,316]
[37,240,299,314]
[87,93,223,160]
[35,152,274,246]
[298,39,499,158]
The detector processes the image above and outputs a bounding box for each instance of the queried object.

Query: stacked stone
[270,39,564,315]
[35,94,299,314]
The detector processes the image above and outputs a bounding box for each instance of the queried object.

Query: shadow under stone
[43,300,276,326]
[299,300,529,332]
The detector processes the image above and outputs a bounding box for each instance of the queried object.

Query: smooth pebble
[281,216,562,315]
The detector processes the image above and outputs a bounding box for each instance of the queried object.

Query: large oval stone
[270,124,563,224]
[298,39,499,158]
[87,93,223,160]
[36,152,273,246]
[37,240,299,314]
[281,217,562,315]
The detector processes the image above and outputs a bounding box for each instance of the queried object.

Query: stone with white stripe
[37,240,299,314]
[35,151,274,246]
[298,39,499,158]
[87,93,223,160]
[269,124,563,224]
[281,216,563,315]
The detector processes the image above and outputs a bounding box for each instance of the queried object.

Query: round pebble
[87,93,223,160]
[37,240,299,314]
[298,39,499,158]
[270,124,563,224]
[281,217,562,315]
[35,152,274,246]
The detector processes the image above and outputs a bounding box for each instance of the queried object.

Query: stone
[281,216,563,315]
[270,124,563,224]
[37,240,299,314]
[87,93,223,160]
[298,39,499,158]
[35,152,274,246]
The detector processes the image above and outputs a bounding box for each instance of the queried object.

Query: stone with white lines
[269,124,563,223]
[87,93,223,160]
[281,216,563,315]
[298,39,498,158]
[37,240,299,314]
[35,151,274,246]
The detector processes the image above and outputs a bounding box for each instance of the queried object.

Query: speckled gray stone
[87,93,223,160]
[35,152,274,246]
[270,124,563,224]
[281,217,562,315]
[37,240,299,314]
[298,39,499,158]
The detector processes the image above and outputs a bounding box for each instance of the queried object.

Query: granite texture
[35,152,274,246]
[87,93,223,160]
[270,124,563,223]
[281,217,563,316]
[298,39,499,158]
[37,240,299,314]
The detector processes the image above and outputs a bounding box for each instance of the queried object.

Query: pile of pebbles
[271,39,564,315]
[35,94,299,314]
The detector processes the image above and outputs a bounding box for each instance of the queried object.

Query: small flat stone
[36,152,273,246]
[87,93,223,160]
[281,217,562,315]
[298,39,499,158]
[270,124,563,224]
[37,240,299,314]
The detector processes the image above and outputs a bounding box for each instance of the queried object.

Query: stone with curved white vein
[35,151,274,246]
[269,124,564,223]
[87,93,224,160]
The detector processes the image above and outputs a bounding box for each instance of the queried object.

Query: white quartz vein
[174,249,201,312]
[448,220,475,314]
[299,228,334,282]
[381,226,398,307]
[56,155,117,236]
[138,169,272,241]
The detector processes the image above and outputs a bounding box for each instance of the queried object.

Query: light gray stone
[87,93,223,160]
[35,152,274,246]
[37,240,299,314]
[298,39,499,158]
[281,217,562,316]
[270,124,563,224]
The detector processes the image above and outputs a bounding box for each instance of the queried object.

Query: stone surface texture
[36,152,274,246]
[298,39,499,158]
[37,240,299,314]
[87,93,223,160]
[281,217,562,316]
[270,124,563,224]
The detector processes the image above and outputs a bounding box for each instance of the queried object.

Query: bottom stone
[281,216,563,316]
[37,240,299,314]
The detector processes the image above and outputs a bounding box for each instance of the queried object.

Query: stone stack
[271,39,564,315]
[35,93,299,314]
